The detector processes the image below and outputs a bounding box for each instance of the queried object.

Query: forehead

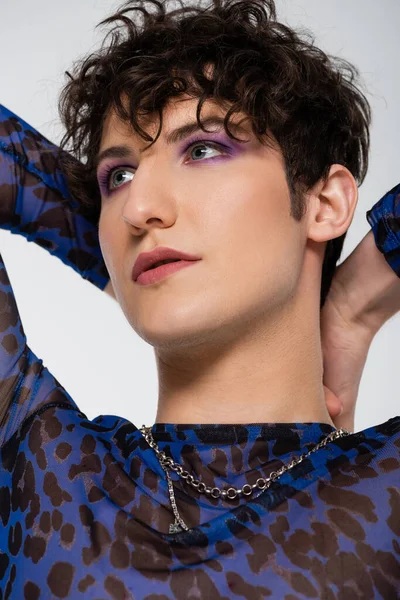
[99,95,248,151]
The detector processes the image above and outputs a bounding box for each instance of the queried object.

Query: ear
[306,165,358,244]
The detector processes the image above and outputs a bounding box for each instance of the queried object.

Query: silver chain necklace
[140,424,351,534]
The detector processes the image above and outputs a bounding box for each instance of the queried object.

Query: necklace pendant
[169,521,183,534]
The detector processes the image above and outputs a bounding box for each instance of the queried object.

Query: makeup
[96,133,241,196]
[135,260,198,285]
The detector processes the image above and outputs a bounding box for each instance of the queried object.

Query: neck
[154,294,334,427]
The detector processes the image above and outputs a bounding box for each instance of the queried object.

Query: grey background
[0,0,398,430]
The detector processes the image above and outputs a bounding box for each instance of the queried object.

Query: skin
[98,95,358,426]
[320,227,400,432]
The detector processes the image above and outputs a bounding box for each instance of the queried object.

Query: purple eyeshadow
[97,132,247,196]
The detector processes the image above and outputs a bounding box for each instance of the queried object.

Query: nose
[121,164,177,234]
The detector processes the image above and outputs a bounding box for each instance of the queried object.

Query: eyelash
[98,138,230,195]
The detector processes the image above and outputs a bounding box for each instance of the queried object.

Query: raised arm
[0,251,79,448]
[321,183,400,432]
[343,182,400,334]
[0,104,111,291]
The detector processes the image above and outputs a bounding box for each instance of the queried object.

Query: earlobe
[308,165,358,243]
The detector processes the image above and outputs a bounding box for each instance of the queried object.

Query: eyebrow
[95,116,249,168]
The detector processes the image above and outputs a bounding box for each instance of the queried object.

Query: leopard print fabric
[0,106,400,599]
[366,182,400,277]
[1,395,400,599]
[0,104,109,289]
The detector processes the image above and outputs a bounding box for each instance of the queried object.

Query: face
[97,96,309,353]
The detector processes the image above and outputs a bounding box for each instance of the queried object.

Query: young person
[0,0,399,598]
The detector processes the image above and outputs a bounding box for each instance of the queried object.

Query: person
[0,0,399,598]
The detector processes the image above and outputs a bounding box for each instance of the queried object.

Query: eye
[109,168,134,191]
[99,139,229,195]
[185,141,225,162]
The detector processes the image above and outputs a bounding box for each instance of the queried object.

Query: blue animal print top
[0,104,400,600]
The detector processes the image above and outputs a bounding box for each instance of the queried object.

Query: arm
[0,251,79,448]
[341,183,400,333]
[333,229,400,334]
[0,104,110,290]
[321,183,400,432]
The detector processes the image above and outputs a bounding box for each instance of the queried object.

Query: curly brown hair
[58,0,371,309]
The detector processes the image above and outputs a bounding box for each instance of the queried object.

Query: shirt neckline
[150,421,337,444]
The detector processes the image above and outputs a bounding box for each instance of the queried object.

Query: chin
[134,322,211,350]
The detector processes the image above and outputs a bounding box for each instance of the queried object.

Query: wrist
[332,229,400,336]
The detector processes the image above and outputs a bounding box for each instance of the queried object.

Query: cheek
[98,210,123,277]
[207,170,298,284]
[98,211,110,260]
[202,174,289,249]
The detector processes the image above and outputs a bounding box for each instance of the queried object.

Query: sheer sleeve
[0,104,109,289]
[366,182,400,278]
[0,250,79,448]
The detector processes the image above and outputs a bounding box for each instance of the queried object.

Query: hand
[320,267,376,432]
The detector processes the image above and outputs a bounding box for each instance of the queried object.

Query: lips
[146,258,181,271]
[132,247,201,281]
[136,259,198,285]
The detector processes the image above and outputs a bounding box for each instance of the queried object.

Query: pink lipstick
[135,259,198,285]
